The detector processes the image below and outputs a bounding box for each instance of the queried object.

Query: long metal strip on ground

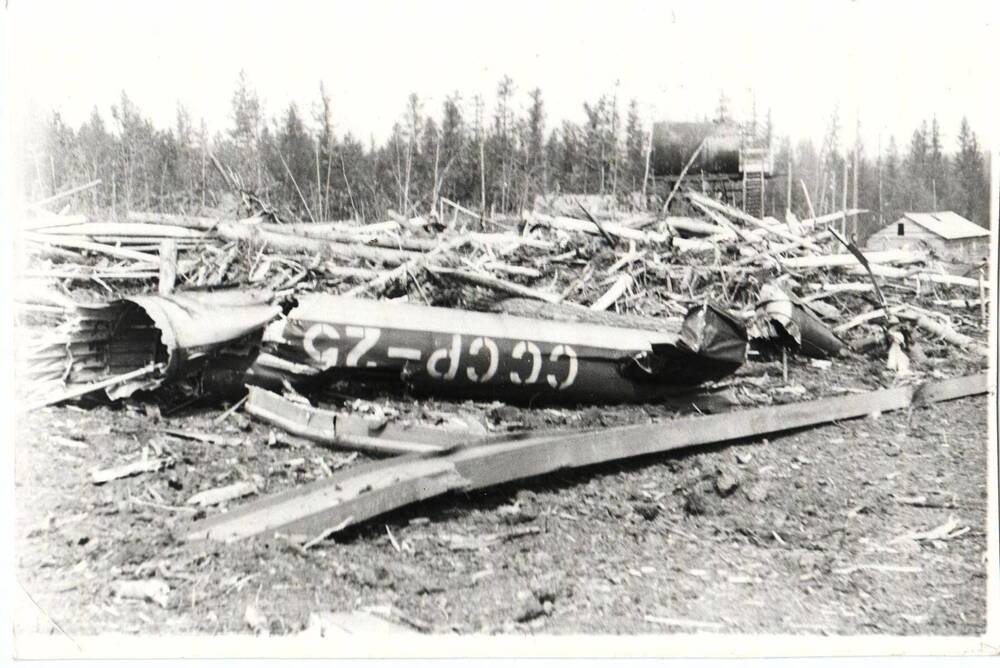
[185,373,988,543]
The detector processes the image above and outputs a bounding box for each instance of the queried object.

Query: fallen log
[782,249,927,269]
[30,222,207,238]
[844,266,991,290]
[590,274,633,311]
[30,179,103,208]
[798,209,869,231]
[426,265,563,304]
[185,373,988,542]
[660,216,735,239]
[732,231,833,267]
[897,308,990,357]
[529,212,669,245]
[24,234,162,264]
[685,191,824,252]
[126,211,220,230]
[343,235,469,297]
[215,219,418,266]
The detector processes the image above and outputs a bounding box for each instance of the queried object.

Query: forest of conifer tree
[19,73,991,242]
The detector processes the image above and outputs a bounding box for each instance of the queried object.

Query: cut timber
[833,308,889,334]
[185,373,987,542]
[798,209,868,231]
[688,200,759,244]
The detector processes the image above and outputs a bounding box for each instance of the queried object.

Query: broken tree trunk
[590,274,633,311]
[661,138,707,215]
[783,249,927,269]
[685,190,824,252]
[897,309,990,358]
[343,235,469,297]
[215,219,419,266]
[528,212,669,245]
[126,211,221,230]
[185,373,988,542]
[844,265,991,290]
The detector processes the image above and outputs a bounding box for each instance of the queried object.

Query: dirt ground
[13,349,992,639]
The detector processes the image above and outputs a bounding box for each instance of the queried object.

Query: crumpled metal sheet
[35,289,281,401]
[251,295,746,404]
[748,284,846,359]
[108,290,281,398]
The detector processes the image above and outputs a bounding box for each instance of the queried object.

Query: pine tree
[624,99,645,193]
[524,87,546,197]
[951,116,986,223]
[928,115,947,208]
[230,70,262,187]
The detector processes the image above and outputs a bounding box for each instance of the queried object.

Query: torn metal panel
[24,289,280,405]
[252,296,746,404]
[245,386,477,455]
[186,373,988,543]
[747,284,846,359]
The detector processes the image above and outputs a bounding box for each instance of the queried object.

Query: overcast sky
[5,0,998,154]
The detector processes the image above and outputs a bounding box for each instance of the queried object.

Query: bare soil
[13,351,991,637]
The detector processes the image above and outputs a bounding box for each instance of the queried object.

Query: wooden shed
[866,211,989,263]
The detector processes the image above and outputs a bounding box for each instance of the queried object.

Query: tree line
[22,72,991,240]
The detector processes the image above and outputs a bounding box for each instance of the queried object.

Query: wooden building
[866,211,989,263]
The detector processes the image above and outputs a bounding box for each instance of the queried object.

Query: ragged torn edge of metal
[746,283,847,359]
[22,288,281,407]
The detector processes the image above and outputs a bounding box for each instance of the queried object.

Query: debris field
[14,176,993,636]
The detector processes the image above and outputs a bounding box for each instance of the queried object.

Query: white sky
[4,0,998,154]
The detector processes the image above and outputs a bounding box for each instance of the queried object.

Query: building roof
[900,211,988,240]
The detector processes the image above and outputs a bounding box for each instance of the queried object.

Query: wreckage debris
[185,373,987,543]
[748,283,847,359]
[17,177,993,553]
